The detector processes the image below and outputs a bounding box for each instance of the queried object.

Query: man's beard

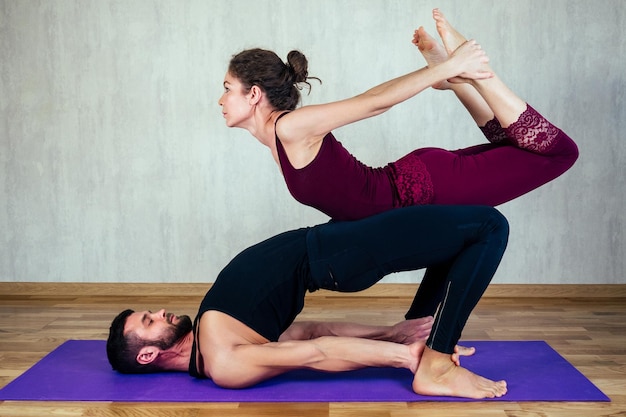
[152,314,193,350]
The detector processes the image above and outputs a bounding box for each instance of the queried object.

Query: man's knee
[485,207,509,244]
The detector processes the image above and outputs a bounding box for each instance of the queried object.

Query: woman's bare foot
[413,22,495,125]
[433,8,467,55]
[432,9,526,126]
[412,27,453,90]
[433,8,494,85]
[413,347,507,399]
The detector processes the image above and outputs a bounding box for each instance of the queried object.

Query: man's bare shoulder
[196,311,270,381]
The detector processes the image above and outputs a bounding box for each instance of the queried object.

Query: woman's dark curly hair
[228,48,321,111]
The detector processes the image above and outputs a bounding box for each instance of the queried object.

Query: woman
[218,9,578,223]
[218,9,579,322]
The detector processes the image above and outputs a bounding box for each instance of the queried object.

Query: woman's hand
[446,39,493,81]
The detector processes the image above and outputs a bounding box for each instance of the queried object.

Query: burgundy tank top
[275,114,433,221]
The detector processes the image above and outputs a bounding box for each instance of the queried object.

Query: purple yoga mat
[0,340,609,402]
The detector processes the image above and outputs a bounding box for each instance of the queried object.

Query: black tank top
[189,228,311,378]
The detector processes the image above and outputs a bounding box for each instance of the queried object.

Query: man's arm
[278,317,433,344]
[208,335,423,389]
[279,318,474,366]
[198,311,429,390]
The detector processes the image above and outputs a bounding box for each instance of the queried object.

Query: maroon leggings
[393,104,579,207]
[403,104,579,320]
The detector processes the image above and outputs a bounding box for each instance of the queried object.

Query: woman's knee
[561,132,579,166]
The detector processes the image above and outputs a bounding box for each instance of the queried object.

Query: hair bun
[286,50,309,84]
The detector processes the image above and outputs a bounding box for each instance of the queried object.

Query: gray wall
[1,0,624,284]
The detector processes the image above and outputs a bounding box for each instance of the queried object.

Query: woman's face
[218,72,252,128]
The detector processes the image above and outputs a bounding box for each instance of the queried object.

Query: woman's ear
[248,85,263,105]
[136,346,159,365]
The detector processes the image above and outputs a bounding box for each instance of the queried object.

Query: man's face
[124,309,193,350]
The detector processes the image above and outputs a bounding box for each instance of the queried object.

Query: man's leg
[308,205,506,285]
[306,205,509,398]
[404,262,451,319]
[307,205,508,352]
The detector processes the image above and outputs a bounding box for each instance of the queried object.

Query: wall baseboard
[1,282,625,298]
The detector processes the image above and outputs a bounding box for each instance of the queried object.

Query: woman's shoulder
[274,105,329,141]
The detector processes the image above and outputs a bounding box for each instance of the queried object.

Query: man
[107,205,509,399]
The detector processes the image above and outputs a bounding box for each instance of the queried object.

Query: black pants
[306,205,509,353]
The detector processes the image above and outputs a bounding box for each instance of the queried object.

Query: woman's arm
[277,39,491,143]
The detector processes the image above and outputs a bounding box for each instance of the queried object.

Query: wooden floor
[1,283,625,417]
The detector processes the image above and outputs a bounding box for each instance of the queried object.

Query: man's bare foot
[433,8,467,55]
[412,27,452,90]
[413,347,507,399]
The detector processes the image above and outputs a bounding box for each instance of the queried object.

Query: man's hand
[390,317,434,344]
[451,344,477,366]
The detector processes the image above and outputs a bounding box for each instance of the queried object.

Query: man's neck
[162,331,194,372]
